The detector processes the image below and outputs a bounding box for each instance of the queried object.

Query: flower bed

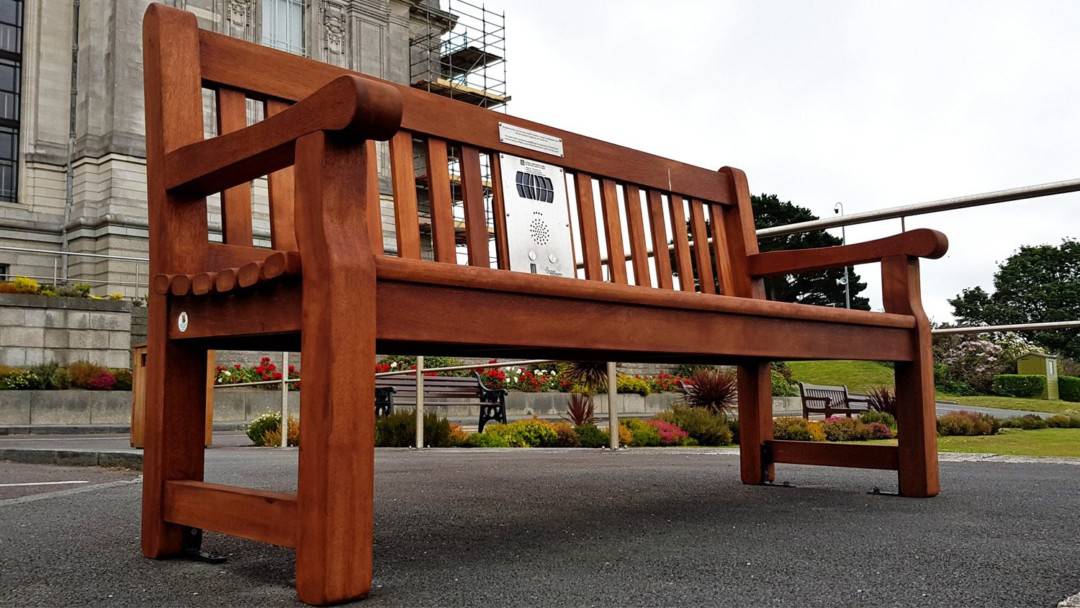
[0,361,132,391]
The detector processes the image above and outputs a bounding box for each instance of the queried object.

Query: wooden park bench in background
[141,4,949,604]
[798,382,871,419]
[375,373,507,430]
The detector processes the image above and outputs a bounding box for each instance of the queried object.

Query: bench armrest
[165,75,403,198]
[474,372,508,398]
[747,229,948,278]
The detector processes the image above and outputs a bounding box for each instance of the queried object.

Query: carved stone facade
[1,0,431,295]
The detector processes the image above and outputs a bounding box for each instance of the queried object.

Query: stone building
[0,0,505,295]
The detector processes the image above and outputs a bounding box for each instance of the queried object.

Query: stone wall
[0,294,132,368]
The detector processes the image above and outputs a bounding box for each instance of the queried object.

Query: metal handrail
[932,321,1080,335]
[0,245,148,262]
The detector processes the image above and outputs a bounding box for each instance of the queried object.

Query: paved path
[1,448,1078,607]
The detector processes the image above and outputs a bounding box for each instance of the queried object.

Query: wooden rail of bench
[141,4,947,605]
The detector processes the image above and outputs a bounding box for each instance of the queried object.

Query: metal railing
[0,245,149,297]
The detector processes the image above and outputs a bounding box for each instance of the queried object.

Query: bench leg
[737,362,775,484]
[894,335,940,498]
[141,300,207,558]
[294,131,377,604]
[883,255,940,498]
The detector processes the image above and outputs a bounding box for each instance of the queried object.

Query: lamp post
[834,202,851,309]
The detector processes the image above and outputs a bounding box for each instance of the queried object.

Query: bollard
[607,361,618,449]
[415,356,425,448]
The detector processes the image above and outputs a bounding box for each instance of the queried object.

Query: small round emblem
[177,311,189,333]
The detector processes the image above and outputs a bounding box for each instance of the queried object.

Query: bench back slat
[573,173,604,280]
[646,190,674,290]
[459,145,490,267]
[599,179,628,284]
[669,195,694,291]
[623,185,650,287]
[489,153,512,270]
[389,131,422,259]
[689,199,716,294]
[215,88,255,246]
[265,99,298,252]
[424,138,456,263]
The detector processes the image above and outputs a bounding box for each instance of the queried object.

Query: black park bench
[375,372,507,431]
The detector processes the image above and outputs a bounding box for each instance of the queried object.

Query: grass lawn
[858,428,1080,458]
[937,394,1078,415]
[785,360,894,393]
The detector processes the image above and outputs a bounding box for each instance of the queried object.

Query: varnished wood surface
[749,229,949,277]
[163,480,298,547]
[767,440,900,470]
[167,74,403,198]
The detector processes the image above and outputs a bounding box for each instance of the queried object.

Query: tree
[751,193,870,310]
[949,239,1080,360]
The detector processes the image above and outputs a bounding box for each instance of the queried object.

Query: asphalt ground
[1,448,1078,608]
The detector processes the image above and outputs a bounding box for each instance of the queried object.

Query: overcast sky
[495,0,1079,322]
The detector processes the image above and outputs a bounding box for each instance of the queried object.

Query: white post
[280,351,289,448]
[415,356,425,448]
[607,361,618,449]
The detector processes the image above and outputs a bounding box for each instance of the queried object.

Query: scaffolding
[410,0,509,110]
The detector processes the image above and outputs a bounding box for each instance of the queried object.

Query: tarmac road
[1,448,1078,607]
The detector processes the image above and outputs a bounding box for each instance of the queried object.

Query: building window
[0,0,20,203]
[0,263,8,281]
[261,0,304,55]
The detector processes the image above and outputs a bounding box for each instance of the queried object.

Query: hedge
[1060,375,1080,402]
[991,374,1046,398]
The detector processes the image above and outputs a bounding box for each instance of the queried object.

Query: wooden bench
[375,373,507,431]
[140,4,949,604]
[798,382,870,418]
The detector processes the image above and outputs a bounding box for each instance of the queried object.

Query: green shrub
[68,361,107,389]
[504,419,559,447]
[991,374,1046,398]
[550,421,580,447]
[657,405,732,446]
[937,411,999,436]
[624,418,661,447]
[574,423,609,448]
[466,430,511,447]
[772,417,816,441]
[821,417,872,441]
[617,375,651,396]
[1046,414,1074,428]
[999,414,1048,430]
[112,368,133,391]
[0,367,36,390]
[374,411,453,447]
[246,412,281,446]
[1060,376,1080,402]
[859,410,896,428]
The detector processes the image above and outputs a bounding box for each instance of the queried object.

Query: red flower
[272,372,283,380]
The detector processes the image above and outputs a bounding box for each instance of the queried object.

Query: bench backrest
[798,382,851,407]
[375,375,481,400]
[143,4,763,299]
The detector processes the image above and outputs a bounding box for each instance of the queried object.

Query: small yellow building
[1016,352,1059,400]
